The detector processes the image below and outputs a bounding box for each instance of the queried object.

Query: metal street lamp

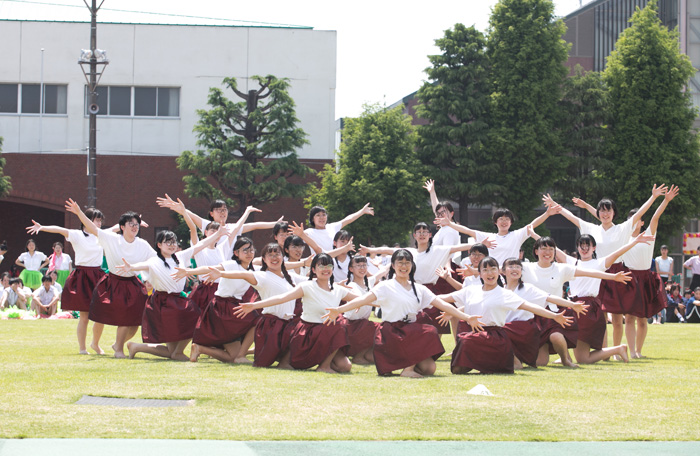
[77,0,108,209]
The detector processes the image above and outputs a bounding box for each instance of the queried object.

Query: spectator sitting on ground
[666,283,686,323]
[0,278,28,310]
[31,275,59,318]
[685,287,700,323]
[48,270,63,296]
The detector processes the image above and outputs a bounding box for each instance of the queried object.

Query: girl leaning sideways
[521,233,632,368]
[204,242,304,368]
[235,253,358,373]
[552,230,654,364]
[501,258,588,369]
[15,239,48,290]
[543,184,666,348]
[324,249,480,378]
[439,257,574,374]
[26,209,107,354]
[66,199,156,359]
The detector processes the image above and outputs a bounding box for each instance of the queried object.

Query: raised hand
[542,193,557,208]
[651,183,668,198]
[156,194,182,213]
[481,238,497,249]
[571,197,588,210]
[423,179,435,193]
[26,220,42,235]
[65,198,81,215]
[433,216,449,227]
[289,221,305,237]
[664,185,679,202]
[361,203,375,216]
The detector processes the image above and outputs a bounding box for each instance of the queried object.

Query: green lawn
[1,320,698,440]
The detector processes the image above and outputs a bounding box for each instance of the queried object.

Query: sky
[0,0,588,119]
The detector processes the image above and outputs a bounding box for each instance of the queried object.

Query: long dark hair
[308,253,335,290]
[576,234,597,260]
[82,207,104,237]
[283,235,306,260]
[155,230,179,269]
[478,256,504,287]
[387,249,419,302]
[413,222,433,253]
[260,242,294,286]
[232,237,255,271]
[502,257,523,290]
[333,230,353,272]
[347,255,370,290]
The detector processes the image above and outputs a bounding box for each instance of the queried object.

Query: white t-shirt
[506,283,550,323]
[407,245,452,285]
[137,247,194,293]
[345,276,377,320]
[578,218,635,259]
[67,230,103,267]
[370,279,435,323]
[474,227,528,267]
[194,245,226,284]
[522,262,576,310]
[622,228,654,271]
[303,221,343,253]
[655,256,673,277]
[33,285,58,306]
[18,251,47,270]
[333,255,351,282]
[216,260,255,299]
[252,270,302,320]
[299,279,351,324]
[200,220,242,259]
[97,230,156,278]
[433,225,462,264]
[684,256,700,275]
[449,285,523,327]
[565,256,606,298]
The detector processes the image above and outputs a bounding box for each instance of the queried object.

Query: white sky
[0,0,587,119]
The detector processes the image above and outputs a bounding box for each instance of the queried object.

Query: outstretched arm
[572,197,598,220]
[542,194,582,228]
[323,291,378,324]
[529,204,563,229]
[340,203,374,228]
[545,295,589,317]
[289,221,323,255]
[234,286,305,316]
[227,206,263,241]
[423,179,439,214]
[647,185,678,236]
[241,215,282,234]
[603,232,656,269]
[65,199,99,237]
[631,184,668,226]
[518,301,573,328]
[575,267,632,283]
[26,220,70,238]
[434,218,477,238]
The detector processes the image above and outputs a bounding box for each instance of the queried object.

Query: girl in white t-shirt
[26,208,107,355]
[66,199,157,359]
[439,257,573,374]
[303,204,374,252]
[502,258,588,369]
[118,229,205,361]
[206,242,304,368]
[543,184,667,347]
[324,249,479,378]
[236,253,360,373]
[423,179,463,265]
[16,239,48,290]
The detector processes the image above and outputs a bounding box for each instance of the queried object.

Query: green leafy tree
[177,75,314,217]
[554,65,612,219]
[416,23,500,225]
[306,104,432,245]
[603,0,700,244]
[0,137,11,198]
[487,0,569,220]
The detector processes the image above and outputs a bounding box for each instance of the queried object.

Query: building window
[0,84,18,113]
[86,86,179,117]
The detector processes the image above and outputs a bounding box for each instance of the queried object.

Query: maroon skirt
[345,318,379,357]
[503,319,540,367]
[293,298,303,319]
[253,314,295,367]
[374,320,444,376]
[451,326,514,374]
[61,266,106,312]
[141,291,201,343]
[193,287,260,347]
[188,282,219,312]
[289,317,350,369]
[89,273,148,326]
[422,281,455,335]
[571,296,606,350]
[598,263,641,315]
[536,307,578,354]
[630,270,667,318]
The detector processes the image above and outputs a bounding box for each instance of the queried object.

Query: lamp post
[78,0,108,209]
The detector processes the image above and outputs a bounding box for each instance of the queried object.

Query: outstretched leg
[573,341,628,364]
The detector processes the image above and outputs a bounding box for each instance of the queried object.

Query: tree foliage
[306,104,432,245]
[603,0,700,244]
[487,0,569,218]
[554,65,612,219]
[0,137,11,199]
[177,75,314,217]
[416,23,500,225]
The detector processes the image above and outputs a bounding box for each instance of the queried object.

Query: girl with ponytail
[324,249,479,378]
[235,253,360,373]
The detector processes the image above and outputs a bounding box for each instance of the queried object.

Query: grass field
[1,320,699,441]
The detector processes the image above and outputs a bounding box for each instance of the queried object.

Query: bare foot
[114,351,127,359]
[352,357,371,365]
[90,343,105,355]
[234,356,252,364]
[562,359,579,369]
[400,368,423,378]
[316,366,335,374]
[619,345,629,363]
[79,350,89,355]
[125,342,136,359]
[189,343,200,362]
[171,353,190,362]
[631,352,641,359]
[513,358,523,370]
[276,362,293,370]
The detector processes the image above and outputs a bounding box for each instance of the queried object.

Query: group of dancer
[20,180,678,376]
